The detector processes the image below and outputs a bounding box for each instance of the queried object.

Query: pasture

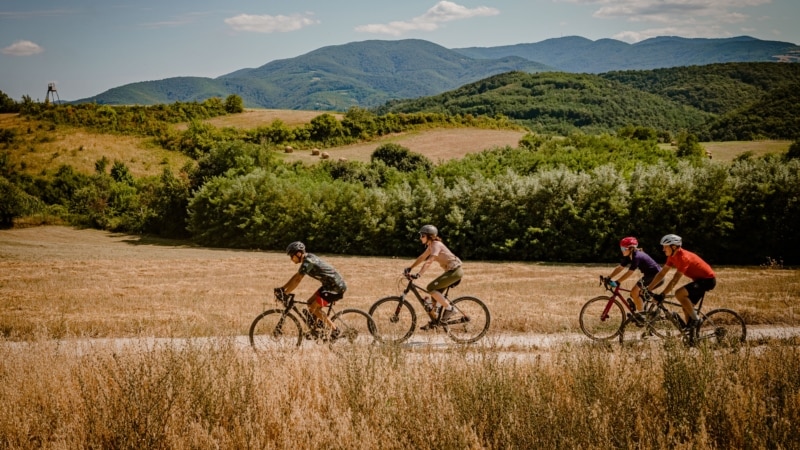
[1,226,799,449]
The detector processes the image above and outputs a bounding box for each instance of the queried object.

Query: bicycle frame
[597,276,638,320]
[397,274,458,323]
[273,291,337,334]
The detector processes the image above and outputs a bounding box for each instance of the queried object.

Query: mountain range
[76,35,800,111]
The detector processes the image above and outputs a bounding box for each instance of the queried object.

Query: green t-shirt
[298,253,347,293]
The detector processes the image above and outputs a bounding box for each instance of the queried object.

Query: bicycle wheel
[329,308,380,346]
[579,296,625,340]
[369,296,417,344]
[249,309,303,349]
[619,307,679,344]
[445,296,491,344]
[697,308,746,347]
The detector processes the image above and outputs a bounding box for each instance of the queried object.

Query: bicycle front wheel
[249,309,303,349]
[697,308,746,347]
[580,296,625,341]
[445,296,490,344]
[369,296,417,344]
[330,308,380,346]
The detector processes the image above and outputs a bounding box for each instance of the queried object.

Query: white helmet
[660,234,682,246]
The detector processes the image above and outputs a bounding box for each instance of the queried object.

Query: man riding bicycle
[278,241,347,339]
[647,234,716,330]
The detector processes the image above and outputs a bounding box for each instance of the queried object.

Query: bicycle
[368,272,490,344]
[579,276,669,341]
[619,289,746,347]
[249,289,379,349]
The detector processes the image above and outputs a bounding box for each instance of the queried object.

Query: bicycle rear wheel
[249,309,303,349]
[579,296,625,340]
[697,308,746,347]
[445,296,490,343]
[369,296,417,344]
[329,308,380,346]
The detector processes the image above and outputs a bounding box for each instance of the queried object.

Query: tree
[224,95,244,114]
[675,131,705,158]
[371,143,432,174]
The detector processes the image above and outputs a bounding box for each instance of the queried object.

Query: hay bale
[284,145,293,153]
[311,148,320,156]
[320,152,330,159]
[338,157,348,162]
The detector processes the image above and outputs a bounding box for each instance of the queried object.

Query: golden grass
[1,226,800,448]
[280,128,528,165]
[0,226,797,340]
[659,140,791,162]
[1,113,191,178]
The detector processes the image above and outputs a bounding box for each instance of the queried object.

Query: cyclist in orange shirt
[647,234,716,329]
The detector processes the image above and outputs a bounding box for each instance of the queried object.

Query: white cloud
[224,12,320,33]
[355,1,500,36]
[2,40,44,56]
[560,0,773,42]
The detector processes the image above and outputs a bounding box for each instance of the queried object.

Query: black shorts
[683,278,716,304]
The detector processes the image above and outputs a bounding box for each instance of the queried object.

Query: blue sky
[2,0,798,101]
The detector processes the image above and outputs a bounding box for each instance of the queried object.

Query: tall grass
[1,339,799,449]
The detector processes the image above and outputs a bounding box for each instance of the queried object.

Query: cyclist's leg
[427,267,463,310]
[631,283,644,312]
[674,285,697,324]
[309,289,343,332]
[681,278,717,324]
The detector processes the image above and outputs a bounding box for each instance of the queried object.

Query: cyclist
[278,241,347,339]
[405,225,462,330]
[606,236,662,318]
[647,234,716,330]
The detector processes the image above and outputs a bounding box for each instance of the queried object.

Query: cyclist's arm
[616,269,635,284]
[608,265,625,280]
[281,271,305,294]
[407,247,431,272]
[647,266,671,292]
[662,271,683,295]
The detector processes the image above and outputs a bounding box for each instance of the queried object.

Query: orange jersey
[666,248,715,280]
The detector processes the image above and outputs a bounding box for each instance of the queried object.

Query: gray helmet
[660,234,682,246]
[286,241,306,255]
[419,224,438,236]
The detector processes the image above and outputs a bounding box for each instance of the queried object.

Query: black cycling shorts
[683,278,716,304]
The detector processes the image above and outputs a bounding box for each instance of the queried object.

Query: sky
[2,0,799,102]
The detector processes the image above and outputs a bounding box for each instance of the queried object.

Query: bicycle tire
[618,307,679,344]
[248,309,303,349]
[329,308,381,346]
[444,296,491,343]
[368,296,417,344]
[696,308,746,347]
[579,296,625,340]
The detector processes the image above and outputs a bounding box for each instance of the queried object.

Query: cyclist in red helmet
[405,225,463,330]
[606,236,662,317]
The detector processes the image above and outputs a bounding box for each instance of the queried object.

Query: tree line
[3,105,798,264]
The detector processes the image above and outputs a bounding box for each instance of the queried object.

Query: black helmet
[419,224,438,236]
[286,241,306,255]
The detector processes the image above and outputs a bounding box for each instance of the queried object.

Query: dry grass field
[1,226,797,340]
[659,140,791,162]
[2,226,800,449]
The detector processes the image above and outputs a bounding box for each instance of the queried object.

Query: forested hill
[375,62,800,139]
[73,36,799,110]
[454,35,800,72]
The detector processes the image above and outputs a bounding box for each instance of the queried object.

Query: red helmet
[620,237,638,248]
